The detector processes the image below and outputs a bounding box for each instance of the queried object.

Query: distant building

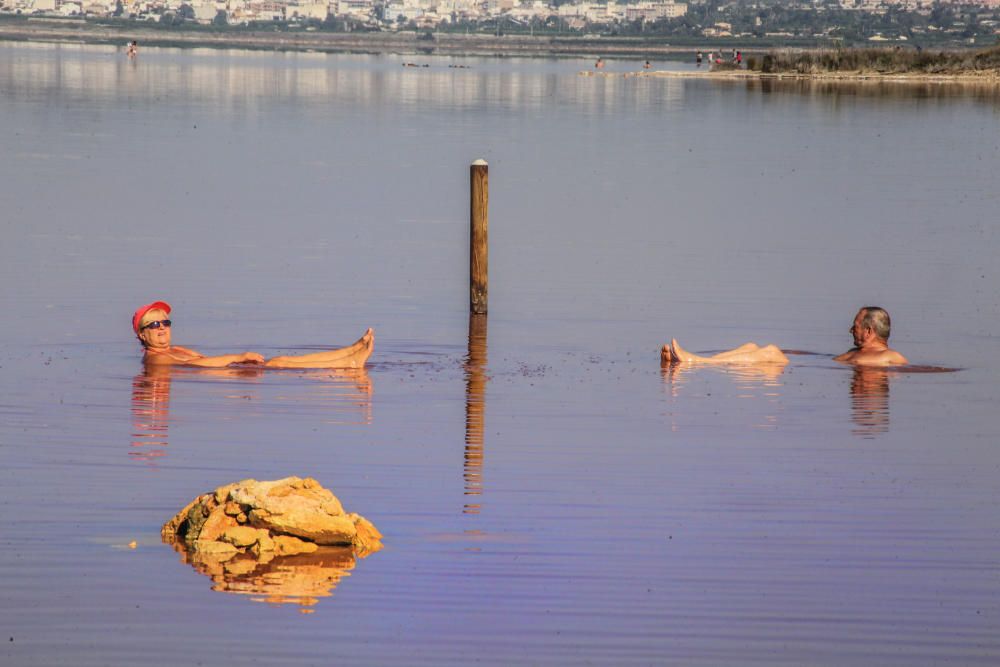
[289,0,329,19]
[192,1,217,21]
[625,1,686,20]
[384,0,421,22]
[336,0,371,19]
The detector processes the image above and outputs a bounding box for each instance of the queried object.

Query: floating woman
[133,301,373,369]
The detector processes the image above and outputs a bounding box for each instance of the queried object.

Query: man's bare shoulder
[835,348,908,366]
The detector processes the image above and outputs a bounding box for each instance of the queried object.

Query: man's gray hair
[860,306,891,340]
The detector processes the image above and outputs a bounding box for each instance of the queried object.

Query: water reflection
[850,366,891,439]
[660,356,901,438]
[167,539,358,611]
[0,42,686,115]
[463,314,488,514]
[129,365,173,463]
[748,76,1000,105]
[130,365,372,463]
[661,360,786,430]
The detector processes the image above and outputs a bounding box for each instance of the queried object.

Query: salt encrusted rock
[162,476,382,557]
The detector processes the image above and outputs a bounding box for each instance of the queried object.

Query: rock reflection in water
[463,313,488,514]
[129,365,372,463]
[167,539,358,610]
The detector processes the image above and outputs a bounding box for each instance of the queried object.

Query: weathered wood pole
[470,159,489,315]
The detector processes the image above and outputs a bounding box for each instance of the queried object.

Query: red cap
[132,301,171,334]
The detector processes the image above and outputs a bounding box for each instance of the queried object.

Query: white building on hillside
[625,1,687,21]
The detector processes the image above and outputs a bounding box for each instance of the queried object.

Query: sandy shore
[582,68,1000,84]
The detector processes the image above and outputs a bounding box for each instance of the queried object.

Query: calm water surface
[1,42,999,665]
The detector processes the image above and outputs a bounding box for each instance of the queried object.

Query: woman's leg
[264,329,374,369]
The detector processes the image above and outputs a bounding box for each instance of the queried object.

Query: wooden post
[470,159,488,315]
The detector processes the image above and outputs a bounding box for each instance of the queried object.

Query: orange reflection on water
[661,359,786,430]
[130,364,372,463]
[130,365,173,463]
[463,314,488,514]
[850,366,891,439]
[167,539,359,611]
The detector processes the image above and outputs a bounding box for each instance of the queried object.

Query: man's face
[138,309,172,350]
[850,310,869,347]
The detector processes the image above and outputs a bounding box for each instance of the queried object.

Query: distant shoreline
[2,20,999,84]
[0,21,715,58]
[585,69,1000,84]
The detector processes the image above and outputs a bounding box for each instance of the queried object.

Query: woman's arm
[184,352,265,368]
[144,349,264,367]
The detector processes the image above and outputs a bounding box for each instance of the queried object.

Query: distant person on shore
[736,50,742,66]
[661,307,908,367]
[133,301,373,369]
[696,50,703,66]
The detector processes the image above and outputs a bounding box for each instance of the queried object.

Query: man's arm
[833,349,858,363]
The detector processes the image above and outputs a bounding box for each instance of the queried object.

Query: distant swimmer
[127,40,138,58]
[595,57,604,69]
[133,301,373,369]
[643,60,651,69]
[661,307,908,367]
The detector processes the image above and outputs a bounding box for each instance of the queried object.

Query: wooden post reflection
[463,313,488,514]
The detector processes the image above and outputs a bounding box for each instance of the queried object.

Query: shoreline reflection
[748,76,1000,103]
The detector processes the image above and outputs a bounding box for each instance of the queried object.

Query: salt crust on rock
[162,476,383,559]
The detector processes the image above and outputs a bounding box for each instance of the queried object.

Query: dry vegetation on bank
[746,45,1000,76]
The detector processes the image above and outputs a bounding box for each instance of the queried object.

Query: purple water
[1,41,998,665]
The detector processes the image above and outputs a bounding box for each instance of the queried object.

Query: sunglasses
[141,319,171,331]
